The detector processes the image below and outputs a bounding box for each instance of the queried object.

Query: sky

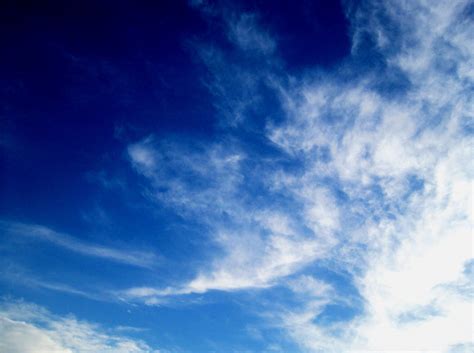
[0,0,473,352]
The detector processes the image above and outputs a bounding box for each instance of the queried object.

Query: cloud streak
[1,221,158,269]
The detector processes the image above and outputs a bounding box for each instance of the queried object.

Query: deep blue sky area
[2,0,470,352]
[0,0,350,237]
[1,0,212,226]
[0,2,351,352]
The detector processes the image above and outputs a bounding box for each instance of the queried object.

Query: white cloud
[262,0,474,351]
[124,0,473,351]
[0,300,159,353]
[125,136,336,300]
[121,225,327,303]
[227,13,276,54]
[1,221,158,269]
[128,137,244,214]
[185,228,323,293]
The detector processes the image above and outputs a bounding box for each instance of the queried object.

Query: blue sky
[0,0,473,352]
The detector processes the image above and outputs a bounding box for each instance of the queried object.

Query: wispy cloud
[263,0,474,351]
[1,221,158,269]
[122,0,473,351]
[125,136,333,301]
[227,13,276,54]
[0,266,109,302]
[0,299,160,353]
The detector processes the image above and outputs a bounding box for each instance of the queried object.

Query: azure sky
[0,0,473,352]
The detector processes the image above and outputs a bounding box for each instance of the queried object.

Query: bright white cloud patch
[266,0,474,351]
[0,300,159,353]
